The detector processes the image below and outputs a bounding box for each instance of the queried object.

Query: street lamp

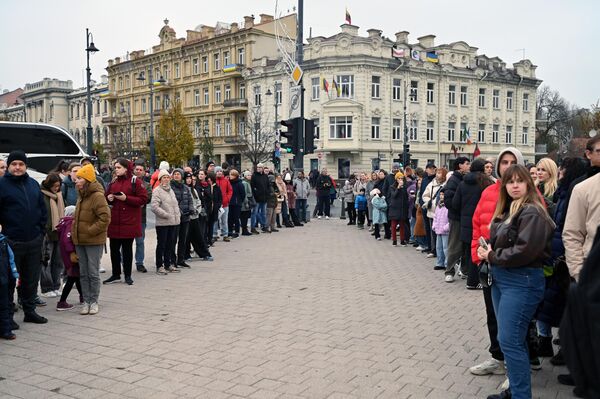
[266,83,281,172]
[137,69,165,170]
[85,28,99,155]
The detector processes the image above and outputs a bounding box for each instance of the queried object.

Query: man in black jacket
[418,163,437,252]
[251,163,269,233]
[443,157,470,278]
[0,150,48,324]
[316,168,333,218]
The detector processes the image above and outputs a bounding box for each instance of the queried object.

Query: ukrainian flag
[425,52,439,63]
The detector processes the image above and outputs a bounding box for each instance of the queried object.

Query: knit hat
[172,168,184,178]
[184,172,193,179]
[76,164,96,183]
[7,150,27,165]
[64,205,76,217]
[394,171,405,180]
[370,188,380,196]
[495,147,524,178]
[284,173,292,182]
[158,169,170,181]
[159,161,170,171]
[214,166,223,173]
[392,162,401,171]
[205,160,215,169]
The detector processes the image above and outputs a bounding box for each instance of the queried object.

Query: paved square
[0,218,574,398]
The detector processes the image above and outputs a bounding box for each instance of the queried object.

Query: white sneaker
[500,377,510,390]
[88,302,99,315]
[469,358,506,375]
[54,289,62,296]
[325,216,330,220]
[41,291,57,298]
[426,253,435,258]
[416,246,426,251]
[317,216,322,219]
[80,303,90,315]
[99,267,106,273]
[445,275,454,283]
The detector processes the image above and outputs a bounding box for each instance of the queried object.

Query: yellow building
[104,14,296,168]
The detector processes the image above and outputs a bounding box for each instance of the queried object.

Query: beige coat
[421,179,444,219]
[151,184,181,226]
[562,173,600,281]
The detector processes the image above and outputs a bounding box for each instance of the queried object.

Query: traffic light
[280,118,300,154]
[304,119,317,154]
[402,143,412,165]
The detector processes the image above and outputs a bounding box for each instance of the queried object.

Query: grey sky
[1,0,598,108]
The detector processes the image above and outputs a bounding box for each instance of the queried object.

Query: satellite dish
[590,129,598,138]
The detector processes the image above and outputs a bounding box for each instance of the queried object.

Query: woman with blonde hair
[535,158,558,207]
[477,164,554,399]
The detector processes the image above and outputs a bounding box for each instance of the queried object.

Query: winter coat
[170,180,193,223]
[216,176,233,208]
[442,172,463,221]
[354,194,368,211]
[550,184,569,260]
[241,180,254,211]
[488,205,555,269]
[196,182,213,216]
[432,204,450,235]
[342,180,355,202]
[151,184,181,227]
[383,173,397,199]
[316,174,333,197]
[374,178,388,202]
[563,172,600,281]
[371,195,388,224]
[286,183,296,209]
[229,177,246,208]
[353,180,367,197]
[414,205,426,236]
[293,177,310,200]
[251,172,270,203]
[61,175,79,206]
[418,174,435,206]
[0,233,19,285]
[106,174,148,239]
[267,184,278,209]
[139,178,152,224]
[56,216,79,277]
[72,181,111,246]
[188,185,201,221]
[388,186,409,221]
[471,181,501,264]
[406,179,417,218]
[209,183,223,219]
[421,179,444,219]
[0,171,47,242]
[453,171,491,243]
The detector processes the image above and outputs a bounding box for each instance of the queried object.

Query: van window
[0,126,80,154]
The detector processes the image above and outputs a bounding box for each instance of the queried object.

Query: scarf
[41,189,65,231]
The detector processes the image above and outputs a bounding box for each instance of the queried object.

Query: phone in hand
[479,236,489,250]
[114,192,125,196]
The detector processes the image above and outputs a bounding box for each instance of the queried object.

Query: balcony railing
[223,98,248,108]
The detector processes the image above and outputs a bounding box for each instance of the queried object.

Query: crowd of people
[1,137,599,398]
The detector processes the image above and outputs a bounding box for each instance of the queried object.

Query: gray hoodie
[495,146,524,178]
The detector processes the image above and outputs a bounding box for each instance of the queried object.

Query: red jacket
[217,176,233,208]
[106,173,148,239]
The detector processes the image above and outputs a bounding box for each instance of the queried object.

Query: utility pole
[403,80,409,167]
[295,0,305,171]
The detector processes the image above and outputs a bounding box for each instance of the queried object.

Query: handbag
[479,260,493,288]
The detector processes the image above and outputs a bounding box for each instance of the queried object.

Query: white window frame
[460,86,468,106]
[506,125,513,144]
[522,127,529,144]
[239,83,246,99]
[460,122,468,143]
[336,75,354,98]
[203,88,209,105]
[410,81,418,102]
[223,51,230,66]
[215,119,222,136]
[214,53,220,70]
[275,82,282,105]
[523,93,529,112]
[202,56,208,73]
[506,91,513,110]
[392,78,401,101]
[311,77,320,100]
[254,86,261,106]
[492,124,499,143]
[141,98,147,113]
[493,89,500,109]
[426,82,434,104]
[237,47,245,65]
[371,117,380,139]
[174,62,180,78]
[225,118,231,136]
[426,121,434,141]
[448,122,456,142]
[215,86,221,104]
[329,116,353,139]
[192,58,199,75]
[478,123,485,143]
[392,119,402,140]
[448,84,456,105]
[371,76,381,99]
[478,88,486,107]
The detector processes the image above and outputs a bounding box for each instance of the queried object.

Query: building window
[329,116,352,139]
[392,78,401,101]
[493,89,500,109]
[103,100,107,114]
[141,98,147,113]
[174,62,180,78]
[125,75,130,89]
[194,120,201,138]
[214,53,220,70]
[426,82,434,104]
[215,119,221,136]
[460,86,468,106]
[238,47,245,65]
[312,118,320,139]
[522,127,529,144]
[460,122,468,142]
[506,91,514,110]
[392,119,402,140]
[478,123,485,143]
[410,119,418,141]
[118,77,123,90]
[239,83,246,99]
[426,121,434,141]
[335,75,354,98]
[215,86,221,104]
[194,90,200,106]
[371,117,380,139]
[155,96,160,110]
[237,116,245,135]
[223,51,230,66]
[203,88,209,105]
[448,84,456,105]
[371,76,381,99]
[224,85,231,101]
[506,125,513,144]
[311,77,320,100]
[202,56,208,73]
[193,58,199,75]
[410,81,418,102]
[448,122,456,142]
[175,92,180,104]
[163,95,170,109]
[275,82,282,105]
[492,124,499,143]
[478,88,486,107]
[523,93,529,112]
[163,66,169,79]
[254,86,261,106]
[225,118,231,136]
[203,119,209,135]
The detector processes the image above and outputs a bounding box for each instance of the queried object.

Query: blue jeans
[491,266,544,399]
[135,223,146,266]
[251,202,267,229]
[436,234,448,267]
[214,206,229,237]
[296,199,308,222]
[409,216,416,241]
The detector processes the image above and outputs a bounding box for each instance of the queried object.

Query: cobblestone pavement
[1,218,575,398]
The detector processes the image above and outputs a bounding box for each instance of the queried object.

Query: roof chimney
[341,24,359,36]
[230,22,239,32]
[395,31,409,44]
[244,15,255,28]
[259,14,274,24]
[367,29,382,39]
[417,34,436,49]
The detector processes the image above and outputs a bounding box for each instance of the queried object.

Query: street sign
[291,64,303,85]
[289,85,301,119]
[317,152,323,159]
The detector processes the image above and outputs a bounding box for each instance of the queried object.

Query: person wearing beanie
[80,157,107,190]
[0,150,49,324]
[150,161,170,189]
[170,168,193,268]
[214,167,233,241]
[206,161,216,174]
[76,164,97,183]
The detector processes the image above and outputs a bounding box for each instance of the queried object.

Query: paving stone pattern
[0,218,575,398]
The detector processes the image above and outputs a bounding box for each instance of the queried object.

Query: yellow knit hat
[395,171,405,180]
[76,163,96,183]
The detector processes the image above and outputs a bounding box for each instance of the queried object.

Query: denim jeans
[135,223,146,266]
[537,320,552,337]
[214,206,229,237]
[296,199,307,222]
[251,202,267,229]
[409,216,416,241]
[491,266,544,399]
[436,234,448,267]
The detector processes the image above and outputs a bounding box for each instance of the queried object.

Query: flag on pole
[425,52,439,63]
[392,46,405,59]
[451,143,457,156]
[473,143,481,158]
[332,78,341,97]
[411,49,421,61]
[345,8,352,24]
[464,127,472,144]
[322,78,329,93]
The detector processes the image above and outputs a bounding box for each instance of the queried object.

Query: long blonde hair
[536,157,558,198]
[492,164,546,224]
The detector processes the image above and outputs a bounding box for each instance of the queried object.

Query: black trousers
[207,214,217,241]
[357,210,366,226]
[9,236,42,315]
[156,225,177,269]
[188,218,211,258]
[346,203,356,224]
[0,279,16,335]
[59,276,82,303]
[317,195,330,216]
[240,210,251,232]
[422,208,432,249]
[228,205,242,235]
[173,221,189,264]
[110,238,134,278]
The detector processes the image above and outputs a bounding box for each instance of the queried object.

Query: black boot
[537,335,554,357]
[550,348,565,366]
[558,374,575,386]
[487,388,511,399]
[24,312,48,324]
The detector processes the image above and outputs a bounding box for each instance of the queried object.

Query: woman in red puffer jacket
[103,158,148,286]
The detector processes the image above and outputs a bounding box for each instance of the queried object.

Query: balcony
[223,98,248,111]
[102,114,118,125]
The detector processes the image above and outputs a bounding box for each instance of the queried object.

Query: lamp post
[266,83,281,172]
[85,28,99,155]
[137,68,165,170]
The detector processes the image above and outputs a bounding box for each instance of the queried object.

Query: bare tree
[229,106,277,169]
[536,85,573,153]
